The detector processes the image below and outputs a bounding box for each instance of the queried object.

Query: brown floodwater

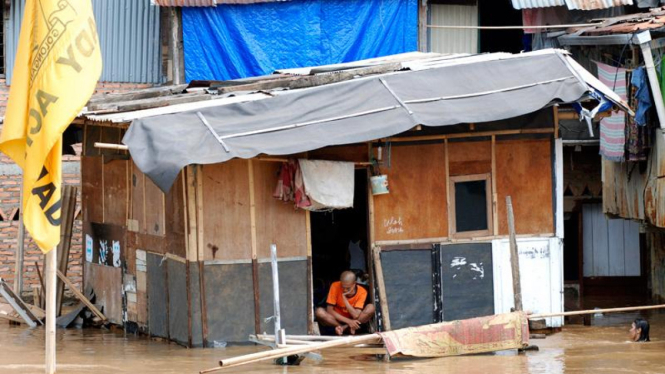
[1,311,665,374]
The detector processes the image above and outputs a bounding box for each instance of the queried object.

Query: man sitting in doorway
[315,271,375,335]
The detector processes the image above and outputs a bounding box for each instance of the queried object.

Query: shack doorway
[310,169,370,310]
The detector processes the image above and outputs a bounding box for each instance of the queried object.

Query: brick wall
[0,81,152,296]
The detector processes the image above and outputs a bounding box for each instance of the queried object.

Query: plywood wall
[201,160,252,261]
[448,140,491,176]
[253,161,308,259]
[372,137,554,242]
[373,143,448,242]
[496,138,553,236]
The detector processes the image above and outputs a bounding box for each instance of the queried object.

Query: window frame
[449,173,493,238]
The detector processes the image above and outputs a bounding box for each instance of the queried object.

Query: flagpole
[45,245,57,374]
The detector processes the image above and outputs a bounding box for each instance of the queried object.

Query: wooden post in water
[506,196,523,312]
[45,246,57,374]
[372,246,391,331]
[13,182,24,296]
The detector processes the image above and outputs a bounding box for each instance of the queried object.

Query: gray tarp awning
[123,49,627,192]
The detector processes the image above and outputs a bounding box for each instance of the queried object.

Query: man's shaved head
[341,271,357,283]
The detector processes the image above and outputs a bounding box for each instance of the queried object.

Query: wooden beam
[248,160,261,335]
[418,0,428,52]
[445,139,451,238]
[185,166,198,262]
[506,196,523,312]
[305,210,314,334]
[372,246,391,332]
[196,165,205,261]
[56,185,78,317]
[491,135,498,236]
[386,128,554,143]
[56,270,107,322]
[88,84,189,105]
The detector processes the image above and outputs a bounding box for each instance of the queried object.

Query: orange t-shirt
[326,281,367,318]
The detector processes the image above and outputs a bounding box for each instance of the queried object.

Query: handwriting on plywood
[518,243,550,260]
[384,216,405,235]
[450,256,485,280]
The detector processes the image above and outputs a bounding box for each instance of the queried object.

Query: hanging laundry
[595,62,628,161]
[299,159,354,211]
[630,67,653,126]
[273,159,297,202]
[625,70,652,162]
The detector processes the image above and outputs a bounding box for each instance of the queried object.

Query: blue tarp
[182,0,418,82]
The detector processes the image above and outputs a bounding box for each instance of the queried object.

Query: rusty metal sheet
[645,135,665,228]
[602,159,645,222]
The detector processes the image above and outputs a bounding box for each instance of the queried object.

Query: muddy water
[1,312,665,374]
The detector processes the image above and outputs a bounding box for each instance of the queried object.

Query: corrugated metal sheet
[645,135,665,228]
[6,0,162,84]
[429,4,478,54]
[512,0,633,9]
[152,0,288,5]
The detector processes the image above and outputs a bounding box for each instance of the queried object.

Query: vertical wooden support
[366,145,377,304]
[418,0,428,52]
[248,160,261,335]
[186,260,193,348]
[13,179,24,296]
[198,260,208,347]
[553,105,560,139]
[445,139,451,238]
[305,210,314,334]
[56,185,78,317]
[170,8,184,85]
[195,165,205,261]
[506,196,523,312]
[102,155,106,223]
[185,167,198,262]
[45,246,57,374]
[372,246,391,332]
[491,136,498,236]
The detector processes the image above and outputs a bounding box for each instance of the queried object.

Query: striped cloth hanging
[595,61,627,161]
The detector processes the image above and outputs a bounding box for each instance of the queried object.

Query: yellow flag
[0,0,102,253]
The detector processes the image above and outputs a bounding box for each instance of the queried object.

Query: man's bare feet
[335,325,348,335]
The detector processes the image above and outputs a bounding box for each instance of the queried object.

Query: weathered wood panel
[131,163,145,234]
[308,144,367,163]
[144,177,166,236]
[254,161,308,259]
[496,139,553,235]
[103,158,128,226]
[202,161,252,261]
[373,143,447,242]
[448,140,492,176]
[84,262,123,324]
[82,156,103,223]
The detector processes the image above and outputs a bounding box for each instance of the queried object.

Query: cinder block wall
[0,81,152,296]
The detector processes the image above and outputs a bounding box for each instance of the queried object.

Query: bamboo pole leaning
[200,334,382,373]
[529,304,665,319]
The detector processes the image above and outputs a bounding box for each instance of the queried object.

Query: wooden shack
[76,106,565,346]
[73,50,629,346]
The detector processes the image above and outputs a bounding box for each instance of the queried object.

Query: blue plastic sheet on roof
[181,0,418,82]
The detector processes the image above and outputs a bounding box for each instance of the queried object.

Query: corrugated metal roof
[512,0,633,10]
[6,0,162,84]
[151,0,288,6]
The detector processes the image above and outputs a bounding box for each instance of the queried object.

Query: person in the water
[629,318,650,342]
